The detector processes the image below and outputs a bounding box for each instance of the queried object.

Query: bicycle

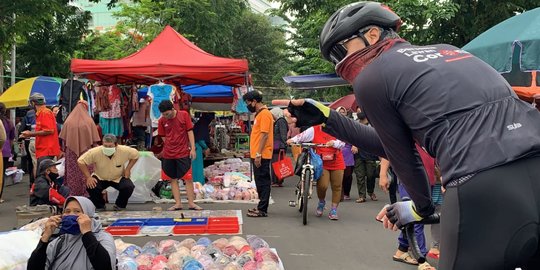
[405,213,441,265]
[288,143,326,225]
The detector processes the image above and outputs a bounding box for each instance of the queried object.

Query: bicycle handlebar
[404,213,441,264]
[289,142,328,148]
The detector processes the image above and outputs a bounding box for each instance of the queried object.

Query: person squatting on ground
[243,91,274,218]
[29,159,70,208]
[27,196,116,270]
[157,100,202,211]
[275,2,540,269]
[78,134,138,211]
[288,125,346,220]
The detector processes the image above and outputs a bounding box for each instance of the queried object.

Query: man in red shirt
[157,100,201,211]
[20,93,61,171]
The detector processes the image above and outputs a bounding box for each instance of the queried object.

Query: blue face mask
[59,215,81,235]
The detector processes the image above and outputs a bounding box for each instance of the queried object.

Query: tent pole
[69,73,73,112]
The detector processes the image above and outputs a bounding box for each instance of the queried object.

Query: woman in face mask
[27,196,116,270]
[29,159,70,207]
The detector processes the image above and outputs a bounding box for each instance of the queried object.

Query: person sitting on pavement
[77,134,138,211]
[27,196,116,270]
[29,159,70,208]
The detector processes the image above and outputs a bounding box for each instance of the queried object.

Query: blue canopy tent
[139,84,234,111]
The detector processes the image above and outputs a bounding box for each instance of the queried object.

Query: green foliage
[78,0,288,88]
[271,0,539,101]
[15,3,91,78]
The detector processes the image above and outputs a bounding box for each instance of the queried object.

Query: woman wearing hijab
[270,107,289,187]
[59,101,101,196]
[191,112,215,185]
[27,196,116,270]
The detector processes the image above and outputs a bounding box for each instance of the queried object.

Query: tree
[16,3,91,78]
[0,0,55,89]
[78,0,288,88]
[271,0,539,101]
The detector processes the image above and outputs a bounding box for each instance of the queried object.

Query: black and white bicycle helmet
[319,1,401,64]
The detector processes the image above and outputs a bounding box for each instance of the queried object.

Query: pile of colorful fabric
[116,235,283,270]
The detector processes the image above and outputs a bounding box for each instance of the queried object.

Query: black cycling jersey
[323,41,540,216]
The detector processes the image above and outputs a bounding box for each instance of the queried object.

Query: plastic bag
[0,230,40,270]
[309,149,323,181]
[56,158,65,177]
[246,235,269,251]
[108,151,161,203]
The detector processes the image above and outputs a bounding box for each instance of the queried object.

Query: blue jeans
[397,183,427,255]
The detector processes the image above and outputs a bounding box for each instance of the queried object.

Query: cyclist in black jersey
[274,2,540,269]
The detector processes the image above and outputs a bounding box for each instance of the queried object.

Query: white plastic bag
[108,151,161,203]
[56,158,65,177]
[0,230,40,270]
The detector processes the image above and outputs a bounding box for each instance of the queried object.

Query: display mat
[100,210,243,237]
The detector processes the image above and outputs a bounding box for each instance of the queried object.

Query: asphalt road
[0,175,427,270]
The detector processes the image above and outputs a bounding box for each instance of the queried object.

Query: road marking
[289,253,314,256]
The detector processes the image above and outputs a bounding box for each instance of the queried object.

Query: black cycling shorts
[440,156,540,270]
[162,157,191,180]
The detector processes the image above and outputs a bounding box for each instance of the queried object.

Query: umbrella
[329,94,358,111]
[462,7,540,101]
[0,76,62,108]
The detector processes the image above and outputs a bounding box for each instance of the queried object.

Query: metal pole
[10,37,16,127]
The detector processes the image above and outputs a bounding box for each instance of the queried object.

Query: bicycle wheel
[302,169,311,225]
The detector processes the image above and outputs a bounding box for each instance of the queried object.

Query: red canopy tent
[71,26,249,86]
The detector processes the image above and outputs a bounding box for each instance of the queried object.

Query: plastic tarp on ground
[71,26,249,86]
[282,73,349,89]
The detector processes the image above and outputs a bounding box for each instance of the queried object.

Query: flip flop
[188,206,203,211]
[168,206,183,211]
[392,252,418,266]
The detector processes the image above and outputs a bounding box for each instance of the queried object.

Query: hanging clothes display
[173,87,192,111]
[96,85,111,112]
[84,82,96,117]
[99,85,123,137]
[57,79,87,124]
[232,86,249,114]
[131,85,139,112]
[147,83,176,127]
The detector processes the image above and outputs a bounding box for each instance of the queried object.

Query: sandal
[188,205,203,211]
[355,198,366,203]
[168,205,184,211]
[247,208,258,213]
[271,183,283,187]
[246,210,267,217]
[418,262,436,270]
[392,252,418,265]
[369,193,378,201]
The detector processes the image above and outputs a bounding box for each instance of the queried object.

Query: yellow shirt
[250,108,274,159]
[78,145,139,182]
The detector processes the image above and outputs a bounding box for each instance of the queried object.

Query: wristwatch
[255,153,262,158]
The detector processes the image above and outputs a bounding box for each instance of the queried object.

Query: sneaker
[343,195,351,201]
[328,209,339,220]
[113,205,125,211]
[316,201,325,217]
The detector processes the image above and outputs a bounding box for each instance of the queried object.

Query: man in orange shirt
[20,93,61,171]
[243,91,274,217]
